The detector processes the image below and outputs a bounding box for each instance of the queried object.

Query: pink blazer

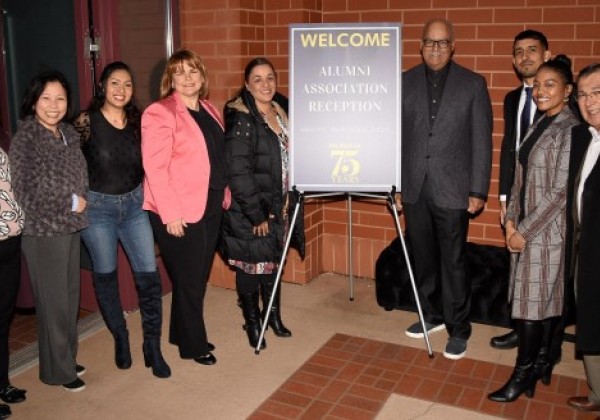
[141,92,231,224]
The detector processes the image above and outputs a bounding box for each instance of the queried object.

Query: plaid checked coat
[505,105,580,320]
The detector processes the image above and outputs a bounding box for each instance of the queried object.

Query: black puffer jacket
[220,90,286,263]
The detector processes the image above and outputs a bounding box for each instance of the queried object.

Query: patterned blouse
[0,147,24,239]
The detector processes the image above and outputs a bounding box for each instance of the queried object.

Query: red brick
[448,8,493,23]
[525,400,554,419]
[256,400,305,418]
[544,7,595,23]
[318,379,351,402]
[280,380,323,398]
[271,390,313,408]
[338,394,383,412]
[300,400,333,419]
[495,8,543,23]
[457,386,485,410]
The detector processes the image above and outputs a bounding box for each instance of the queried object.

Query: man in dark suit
[400,18,492,360]
[566,63,600,413]
[491,30,550,350]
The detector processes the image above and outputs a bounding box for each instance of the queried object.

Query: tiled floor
[7,275,597,419]
[8,310,38,354]
[250,333,599,420]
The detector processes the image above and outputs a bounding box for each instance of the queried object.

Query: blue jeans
[81,185,157,274]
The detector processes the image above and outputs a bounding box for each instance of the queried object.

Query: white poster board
[289,23,402,193]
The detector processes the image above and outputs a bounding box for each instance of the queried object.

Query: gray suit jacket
[401,61,493,209]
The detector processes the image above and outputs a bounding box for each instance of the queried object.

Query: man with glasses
[565,63,600,413]
[400,18,492,360]
[492,30,551,350]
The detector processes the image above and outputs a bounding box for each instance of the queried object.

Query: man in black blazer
[491,30,550,350]
[400,18,492,360]
[566,64,600,413]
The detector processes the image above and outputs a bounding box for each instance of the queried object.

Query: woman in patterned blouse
[0,145,25,419]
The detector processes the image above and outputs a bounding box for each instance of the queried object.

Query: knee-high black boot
[135,271,171,378]
[238,291,266,349]
[92,270,132,369]
[488,320,544,402]
[535,317,563,386]
[260,277,292,338]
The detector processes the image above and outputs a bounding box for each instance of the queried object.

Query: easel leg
[255,194,303,354]
[388,195,434,358]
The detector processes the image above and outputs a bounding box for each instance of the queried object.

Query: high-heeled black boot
[113,330,132,370]
[92,271,132,369]
[488,320,543,402]
[535,317,563,386]
[135,271,171,378]
[238,291,266,349]
[260,277,292,338]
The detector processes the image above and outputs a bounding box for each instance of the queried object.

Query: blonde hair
[159,49,209,99]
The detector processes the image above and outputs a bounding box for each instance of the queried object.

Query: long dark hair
[89,61,141,130]
[20,70,72,121]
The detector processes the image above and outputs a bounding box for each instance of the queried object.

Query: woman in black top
[74,62,170,378]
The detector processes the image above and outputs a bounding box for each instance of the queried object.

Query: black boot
[135,271,171,378]
[535,317,563,386]
[92,271,132,369]
[490,329,518,349]
[238,291,266,349]
[488,320,543,403]
[260,278,292,338]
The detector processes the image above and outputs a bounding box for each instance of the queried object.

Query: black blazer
[499,86,544,201]
[565,124,600,352]
[401,62,493,208]
[498,87,521,199]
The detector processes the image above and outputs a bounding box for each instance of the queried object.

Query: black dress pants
[149,190,223,359]
[0,236,21,387]
[403,179,471,339]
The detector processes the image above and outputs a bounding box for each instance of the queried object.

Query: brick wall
[180,0,600,287]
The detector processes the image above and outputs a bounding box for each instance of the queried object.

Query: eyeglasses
[422,39,451,49]
[577,90,600,101]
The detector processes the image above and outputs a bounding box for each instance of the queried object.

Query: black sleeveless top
[83,111,144,195]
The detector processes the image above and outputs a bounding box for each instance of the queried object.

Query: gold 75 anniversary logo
[331,149,360,183]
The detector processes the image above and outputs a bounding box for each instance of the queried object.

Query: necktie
[520,87,532,142]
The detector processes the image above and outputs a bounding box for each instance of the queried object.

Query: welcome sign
[289,23,401,192]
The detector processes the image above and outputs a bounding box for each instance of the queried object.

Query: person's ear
[543,50,551,62]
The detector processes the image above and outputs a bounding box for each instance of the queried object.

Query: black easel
[255,186,433,357]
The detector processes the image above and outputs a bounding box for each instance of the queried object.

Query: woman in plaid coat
[488,55,580,403]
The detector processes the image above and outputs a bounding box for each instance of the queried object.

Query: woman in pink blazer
[142,49,230,366]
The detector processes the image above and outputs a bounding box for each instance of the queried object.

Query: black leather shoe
[490,330,518,349]
[194,352,217,366]
[207,342,215,352]
[0,403,11,419]
[0,385,26,404]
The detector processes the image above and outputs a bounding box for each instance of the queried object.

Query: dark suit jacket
[401,61,493,209]
[499,86,543,201]
[565,124,600,352]
[499,87,521,199]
